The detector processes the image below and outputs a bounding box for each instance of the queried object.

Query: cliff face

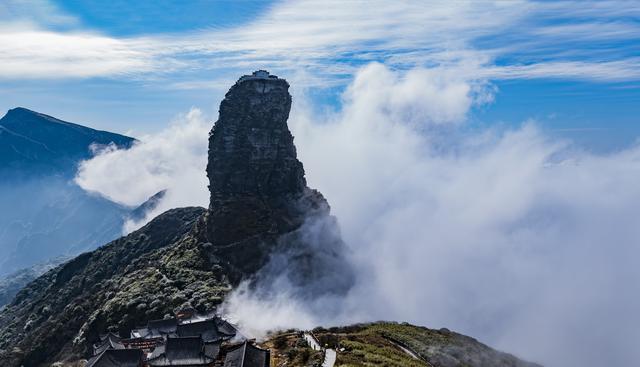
[207,75,304,205]
[203,72,346,287]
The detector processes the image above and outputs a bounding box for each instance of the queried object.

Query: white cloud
[1,0,639,83]
[343,63,477,125]
[0,0,79,28]
[481,59,640,82]
[75,108,210,232]
[0,24,157,79]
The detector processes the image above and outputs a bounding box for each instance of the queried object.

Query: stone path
[322,348,337,367]
[304,332,321,351]
[393,341,420,360]
[304,332,336,367]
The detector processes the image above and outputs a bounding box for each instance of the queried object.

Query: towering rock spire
[207,70,306,202]
[204,71,345,286]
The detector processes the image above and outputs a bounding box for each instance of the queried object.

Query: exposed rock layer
[203,73,341,284]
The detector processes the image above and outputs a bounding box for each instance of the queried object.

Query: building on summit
[237,70,279,83]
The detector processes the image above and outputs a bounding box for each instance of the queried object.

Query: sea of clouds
[76,63,640,367]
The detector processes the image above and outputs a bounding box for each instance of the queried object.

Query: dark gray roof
[147,336,215,366]
[148,318,178,332]
[204,342,221,360]
[86,349,143,367]
[177,319,220,342]
[147,342,166,360]
[215,317,238,338]
[141,318,178,337]
[130,327,151,339]
[224,341,269,367]
[93,333,124,355]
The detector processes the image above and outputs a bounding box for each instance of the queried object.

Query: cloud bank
[1,0,639,84]
[75,108,210,233]
[76,63,640,367]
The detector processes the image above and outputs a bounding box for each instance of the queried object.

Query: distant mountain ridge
[0,108,152,279]
[0,107,135,177]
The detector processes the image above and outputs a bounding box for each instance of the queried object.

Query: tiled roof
[224,341,269,367]
[147,336,215,367]
[86,349,143,367]
[93,333,124,356]
[177,319,220,342]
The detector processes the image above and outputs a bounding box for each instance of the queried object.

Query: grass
[262,332,324,367]
[314,324,427,367]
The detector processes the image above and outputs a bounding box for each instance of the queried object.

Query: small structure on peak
[237,69,279,83]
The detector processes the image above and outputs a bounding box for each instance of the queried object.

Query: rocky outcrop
[203,71,352,290]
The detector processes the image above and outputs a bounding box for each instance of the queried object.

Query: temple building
[86,349,144,367]
[93,333,125,356]
[215,318,238,339]
[131,318,179,339]
[223,341,270,367]
[147,336,217,367]
[177,319,221,342]
[87,311,265,367]
[237,70,279,83]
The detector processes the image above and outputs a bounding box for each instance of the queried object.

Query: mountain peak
[6,106,37,115]
[203,71,348,285]
[237,69,282,83]
[0,107,135,176]
[3,107,79,128]
[205,71,315,248]
[207,70,303,202]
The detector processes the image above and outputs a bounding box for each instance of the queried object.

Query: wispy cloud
[0,0,79,28]
[0,24,157,78]
[0,0,638,84]
[482,59,640,82]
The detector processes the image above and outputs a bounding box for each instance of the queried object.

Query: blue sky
[54,1,273,36]
[0,0,638,152]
